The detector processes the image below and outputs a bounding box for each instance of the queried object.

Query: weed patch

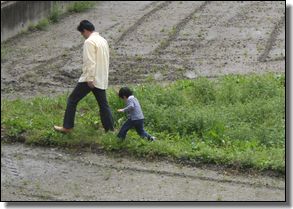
[1,73,285,174]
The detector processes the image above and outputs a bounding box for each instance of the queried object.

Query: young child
[117,87,156,141]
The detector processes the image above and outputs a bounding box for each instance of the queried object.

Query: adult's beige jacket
[78,32,109,90]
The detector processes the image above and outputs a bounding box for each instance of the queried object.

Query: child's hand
[117,109,124,112]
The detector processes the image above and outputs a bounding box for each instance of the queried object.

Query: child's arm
[118,100,134,112]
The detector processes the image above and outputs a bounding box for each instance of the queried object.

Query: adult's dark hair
[118,87,133,99]
[77,20,95,32]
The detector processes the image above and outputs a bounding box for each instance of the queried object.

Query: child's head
[118,87,133,99]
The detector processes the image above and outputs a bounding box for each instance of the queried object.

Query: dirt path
[1,143,285,201]
[1,1,286,201]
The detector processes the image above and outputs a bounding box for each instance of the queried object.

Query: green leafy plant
[67,1,95,13]
[1,73,285,174]
[49,3,62,23]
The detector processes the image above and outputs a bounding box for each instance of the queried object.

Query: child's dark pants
[117,119,152,140]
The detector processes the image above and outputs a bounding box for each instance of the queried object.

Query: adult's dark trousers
[63,82,114,131]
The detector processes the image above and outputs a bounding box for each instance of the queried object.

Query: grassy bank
[1,73,285,174]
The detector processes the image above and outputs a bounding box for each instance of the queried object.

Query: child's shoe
[150,136,156,141]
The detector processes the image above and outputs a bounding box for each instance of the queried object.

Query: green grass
[22,1,96,32]
[49,2,62,23]
[28,18,50,31]
[1,73,285,174]
[67,1,95,13]
[1,44,9,61]
[35,19,50,30]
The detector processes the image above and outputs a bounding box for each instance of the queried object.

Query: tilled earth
[1,1,285,201]
[1,1,285,99]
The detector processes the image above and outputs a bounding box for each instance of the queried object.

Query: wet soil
[1,142,285,201]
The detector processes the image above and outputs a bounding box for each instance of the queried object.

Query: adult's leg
[63,82,91,129]
[92,88,114,131]
[133,119,152,140]
[117,119,133,139]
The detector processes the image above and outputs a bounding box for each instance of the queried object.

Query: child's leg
[117,119,133,139]
[133,119,152,140]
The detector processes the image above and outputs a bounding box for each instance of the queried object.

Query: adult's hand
[87,81,95,89]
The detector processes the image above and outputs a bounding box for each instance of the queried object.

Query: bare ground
[1,143,285,201]
[1,1,285,99]
[1,1,285,201]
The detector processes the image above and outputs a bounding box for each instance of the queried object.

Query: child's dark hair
[118,87,133,99]
[77,20,95,32]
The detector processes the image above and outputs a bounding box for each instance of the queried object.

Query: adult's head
[77,20,95,39]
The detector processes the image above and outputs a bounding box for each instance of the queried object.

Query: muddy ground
[1,143,285,201]
[1,1,285,201]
